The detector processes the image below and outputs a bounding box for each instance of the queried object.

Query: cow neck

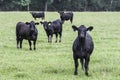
[78,38,85,51]
[28,27,32,36]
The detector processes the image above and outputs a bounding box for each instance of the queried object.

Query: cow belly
[30,36,37,41]
[54,30,60,33]
[75,51,86,58]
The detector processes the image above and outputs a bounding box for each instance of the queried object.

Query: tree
[21,0,31,11]
[0,0,120,11]
[44,0,53,11]
[12,0,31,11]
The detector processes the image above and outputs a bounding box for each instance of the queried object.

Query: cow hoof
[85,72,89,76]
[30,48,32,50]
[74,72,78,75]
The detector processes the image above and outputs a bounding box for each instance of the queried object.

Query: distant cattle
[72,25,94,76]
[30,12,45,20]
[40,19,63,43]
[58,11,73,23]
[16,21,39,50]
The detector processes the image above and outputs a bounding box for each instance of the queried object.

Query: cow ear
[40,21,43,24]
[35,22,39,25]
[25,22,30,25]
[87,26,93,31]
[72,25,78,31]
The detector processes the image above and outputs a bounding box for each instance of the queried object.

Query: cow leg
[50,35,53,43]
[85,56,90,76]
[20,39,23,49]
[74,56,78,75]
[48,35,52,43]
[70,17,73,23]
[16,38,20,48]
[33,40,36,50]
[48,36,51,43]
[55,33,58,43]
[80,58,84,70]
[47,35,50,43]
[59,32,62,42]
[17,40,19,48]
[28,40,32,50]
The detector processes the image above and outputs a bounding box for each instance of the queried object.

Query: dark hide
[30,12,45,20]
[58,11,73,23]
[16,21,39,50]
[72,25,94,76]
[40,19,63,43]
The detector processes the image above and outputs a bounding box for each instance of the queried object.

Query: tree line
[0,0,120,11]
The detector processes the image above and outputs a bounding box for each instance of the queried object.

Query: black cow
[16,21,39,50]
[30,12,45,20]
[40,19,63,43]
[72,25,94,76]
[58,11,73,23]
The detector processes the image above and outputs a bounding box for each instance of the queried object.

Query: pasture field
[0,12,120,80]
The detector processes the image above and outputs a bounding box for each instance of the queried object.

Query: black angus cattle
[58,11,73,23]
[30,12,45,20]
[16,21,39,50]
[40,19,63,43]
[72,25,94,76]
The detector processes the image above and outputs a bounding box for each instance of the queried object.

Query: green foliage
[0,0,120,11]
[0,12,120,80]
[12,0,31,6]
[21,0,31,6]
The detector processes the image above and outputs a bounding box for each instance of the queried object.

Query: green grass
[0,12,120,80]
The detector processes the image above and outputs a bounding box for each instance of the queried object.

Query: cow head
[30,12,35,15]
[72,25,93,41]
[58,11,64,16]
[26,21,39,35]
[40,21,51,30]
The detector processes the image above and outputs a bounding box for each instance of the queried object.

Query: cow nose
[80,34,84,38]
[31,28,34,32]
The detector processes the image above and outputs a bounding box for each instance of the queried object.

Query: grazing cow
[30,12,45,20]
[58,11,73,23]
[16,21,39,50]
[40,19,63,43]
[72,25,94,76]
